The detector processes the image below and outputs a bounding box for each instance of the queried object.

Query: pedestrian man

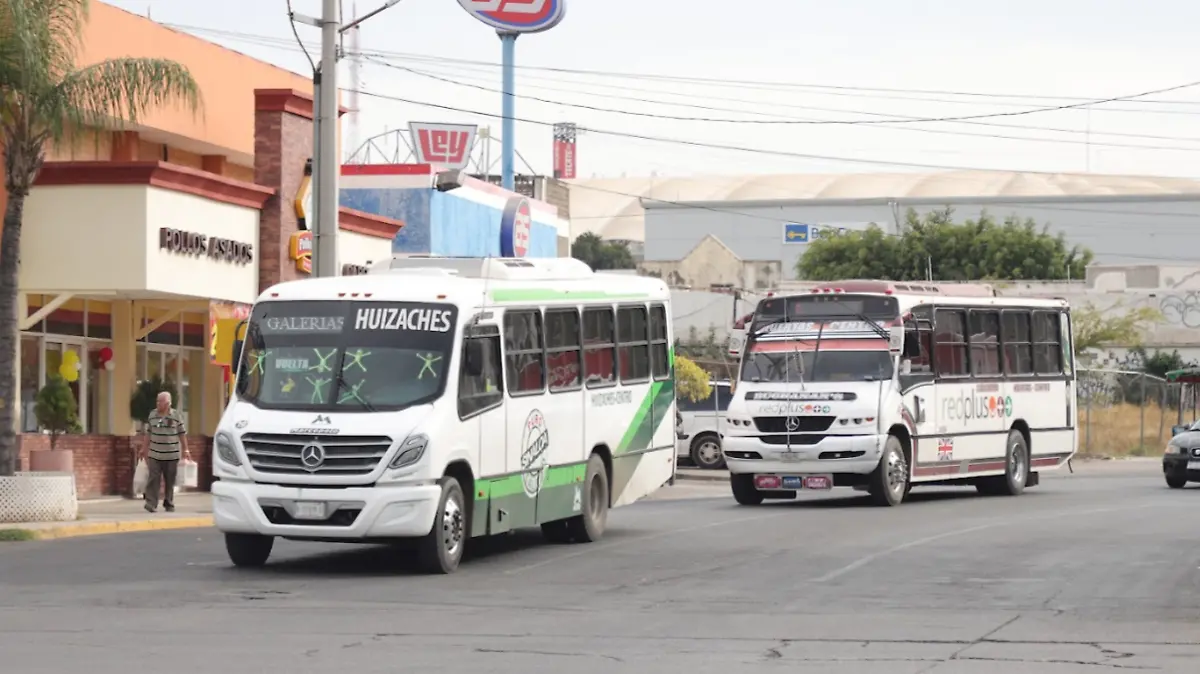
[140,391,191,513]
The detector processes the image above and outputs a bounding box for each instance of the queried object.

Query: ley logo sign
[408,122,476,170]
[456,0,566,33]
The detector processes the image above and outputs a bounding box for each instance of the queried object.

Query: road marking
[811,502,1164,583]
[503,511,790,575]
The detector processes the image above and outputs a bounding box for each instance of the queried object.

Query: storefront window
[86,343,112,434]
[20,336,40,433]
[42,342,84,433]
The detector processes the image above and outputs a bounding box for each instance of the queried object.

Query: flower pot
[28,449,74,474]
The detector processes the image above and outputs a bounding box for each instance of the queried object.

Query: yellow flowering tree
[675,355,711,403]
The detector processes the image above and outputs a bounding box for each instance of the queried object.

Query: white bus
[211,257,676,573]
[723,280,1076,507]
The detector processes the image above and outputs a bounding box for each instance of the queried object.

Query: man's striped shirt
[147,409,186,461]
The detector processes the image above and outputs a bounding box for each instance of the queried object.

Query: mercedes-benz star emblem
[299,442,326,471]
[785,416,801,432]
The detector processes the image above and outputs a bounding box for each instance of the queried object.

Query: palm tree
[0,0,202,476]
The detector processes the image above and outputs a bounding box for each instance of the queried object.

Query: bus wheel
[731,473,764,505]
[416,476,467,574]
[565,453,609,543]
[979,430,1028,497]
[225,533,274,567]
[868,435,908,507]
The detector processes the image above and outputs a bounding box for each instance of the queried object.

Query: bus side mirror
[903,331,921,358]
[464,340,485,377]
[232,338,244,368]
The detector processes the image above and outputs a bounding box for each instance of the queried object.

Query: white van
[676,380,732,470]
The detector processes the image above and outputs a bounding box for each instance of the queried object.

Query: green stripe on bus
[489,289,652,302]
[475,462,587,501]
[617,379,676,454]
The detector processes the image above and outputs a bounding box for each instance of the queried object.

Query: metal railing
[1077,368,1190,457]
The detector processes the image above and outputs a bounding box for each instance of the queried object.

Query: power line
[372,59,1200,154]
[348,85,1200,176]
[376,57,1200,145]
[162,22,1200,109]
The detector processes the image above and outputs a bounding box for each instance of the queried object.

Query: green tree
[571,232,635,270]
[796,207,1094,282]
[0,0,202,475]
[33,375,79,450]
[1071,303,1162,358]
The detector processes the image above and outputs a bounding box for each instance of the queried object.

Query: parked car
[676,380,732,470]
[1164,420,1200,488]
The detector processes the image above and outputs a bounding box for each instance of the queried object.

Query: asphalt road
[2,465,1198,673]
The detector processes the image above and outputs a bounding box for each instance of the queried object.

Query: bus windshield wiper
[334,371,377,412]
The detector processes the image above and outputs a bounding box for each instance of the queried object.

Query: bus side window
[504,310,545,395]
[458,336,503,419]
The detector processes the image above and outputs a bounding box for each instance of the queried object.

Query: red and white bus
[723,280,1076,507]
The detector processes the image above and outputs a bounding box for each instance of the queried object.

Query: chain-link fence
[1077,368,1197,457]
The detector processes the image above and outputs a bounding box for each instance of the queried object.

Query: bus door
[499,309,547,531]
[457,324,506,536]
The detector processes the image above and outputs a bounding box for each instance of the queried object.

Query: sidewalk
[0,492,213,540]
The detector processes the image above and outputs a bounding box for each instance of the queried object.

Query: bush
[33,375,80,449]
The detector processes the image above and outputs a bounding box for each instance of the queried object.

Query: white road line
[811,502,1165,583]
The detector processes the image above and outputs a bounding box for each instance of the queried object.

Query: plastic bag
[180,458,199,490]
[132,459,149,496]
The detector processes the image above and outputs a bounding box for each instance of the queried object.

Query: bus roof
[764,282,1069,311]
[254,256,670,306]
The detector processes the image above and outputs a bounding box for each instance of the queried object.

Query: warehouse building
[569,170,1200,289]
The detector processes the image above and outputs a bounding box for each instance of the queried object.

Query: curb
[16,516,214,541]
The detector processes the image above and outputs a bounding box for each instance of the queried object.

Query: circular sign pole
[500,30,518,191]
[455,1,567,192]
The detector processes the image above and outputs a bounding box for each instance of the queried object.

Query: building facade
[10,6,407,497]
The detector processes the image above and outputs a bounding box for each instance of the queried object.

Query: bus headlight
[390,433,429,470]
[215,432,242,467]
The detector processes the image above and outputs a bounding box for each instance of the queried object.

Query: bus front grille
[241,433,393,476]
[754,416,836,433]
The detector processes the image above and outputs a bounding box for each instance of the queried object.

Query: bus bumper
[212,479,441,540]
[723,434,885,476]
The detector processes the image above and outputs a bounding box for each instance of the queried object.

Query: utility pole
[315,0,340,278]
[295,0,402,277]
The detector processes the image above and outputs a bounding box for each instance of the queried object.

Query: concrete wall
[643,197,1200,281]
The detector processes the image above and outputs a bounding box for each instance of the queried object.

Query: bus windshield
[741,349,894,383]
[235,300,458,412]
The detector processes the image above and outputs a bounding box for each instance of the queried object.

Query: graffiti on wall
[1159,292,1200,328]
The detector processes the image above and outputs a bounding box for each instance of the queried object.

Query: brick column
[254,89,317,292]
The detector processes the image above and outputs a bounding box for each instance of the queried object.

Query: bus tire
[225,533,274,568]
[690,433,726,470]
[565,453,609,543]
[868,435,908,507]
[731,473,764,505]
[416,476,467,574]
[997,429,1029,497]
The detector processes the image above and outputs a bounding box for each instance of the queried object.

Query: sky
[107,0,1200,180]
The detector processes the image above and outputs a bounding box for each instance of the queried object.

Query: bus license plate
[295,501,325,520]
[1188,461,1200,471]
[803,475,832,490]
[781,475,833,490]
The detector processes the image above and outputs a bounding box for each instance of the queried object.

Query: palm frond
[43,57,203,144]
